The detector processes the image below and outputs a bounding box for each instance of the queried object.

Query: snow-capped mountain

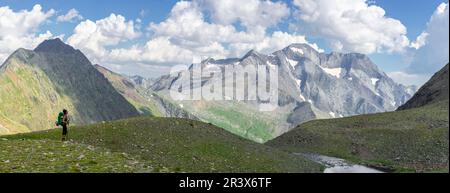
[149,43,415,143]
[275,43,414,117]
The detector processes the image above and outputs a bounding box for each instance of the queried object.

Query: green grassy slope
[267,100,449,173]
[95,65,163,117]
[2,117,322,173]
[0,53,78,135]
[0,139,147,173]
[154,93,292,143]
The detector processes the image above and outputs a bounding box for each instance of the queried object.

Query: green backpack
[56,112,64,126]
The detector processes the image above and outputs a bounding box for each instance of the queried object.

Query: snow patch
[308,99,314,104]
[286,58,298,69]
[348,77,353,81]
[294,78,301,87]
[179,104,184,108]
[290,47,304,55]
[204,64,220,71]
[299,94,306,101]
[371,78,379,86]
[329,112,336,118]
[266,61,276,69]
[374,91,381,97]
[320,66,343,78]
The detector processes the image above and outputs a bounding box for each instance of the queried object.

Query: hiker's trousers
[62,124,68,135]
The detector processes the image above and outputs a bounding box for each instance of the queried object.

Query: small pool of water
[296,153,384,173]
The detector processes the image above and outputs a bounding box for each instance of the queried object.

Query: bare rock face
[398,64,449,110]
[32,39,139,124]
[149,44,415,142]
[275,44,414,117]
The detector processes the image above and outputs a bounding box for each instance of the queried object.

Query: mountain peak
[0,48,35,71]
[201,57,216,64]
[34,38,76,54]
[242,49,263,59]
[287,43,317,52]
[277,43,318,57]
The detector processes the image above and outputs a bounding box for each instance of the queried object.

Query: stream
[296,153,384,173]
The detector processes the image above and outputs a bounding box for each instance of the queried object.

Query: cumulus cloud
[410,32,429,50]
[62,0,319,73]
[407,2,449,74]
[227,31,323,57]
[147,1,238,57]
[291,0,410,54]
[67,13,141,63]
[98,0,320,70]
[109,37,194,64]
[388,3,449,87]
[198,0,290,30]
[57,8,83,22]
[0,4,56,63]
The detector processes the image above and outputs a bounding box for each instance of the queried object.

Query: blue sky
[0,0,448,85]
[370,0,447,71]
[0,0,177,37]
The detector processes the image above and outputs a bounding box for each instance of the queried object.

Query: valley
[267,64,449,172]
[0,39,448,173]
[131,44,417,142]
[268,100,449,172]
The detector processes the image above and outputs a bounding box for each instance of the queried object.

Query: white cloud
[148,1,238,54]
[387,2,449,87]
[57,8,83,22]
[407,2,449,74]
[0,4,56,63]
[228,31,323,57]
[109,37,194,64]
[99,0,321,71]
[62,1,320,77]
[291,0,410,54]
[387,71,430,87]
[67,13,141,63]
[198,0,290,30]
[410,32,429,50]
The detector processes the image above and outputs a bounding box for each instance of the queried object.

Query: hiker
[56,109,70,141]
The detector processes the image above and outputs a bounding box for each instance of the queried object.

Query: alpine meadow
[0,0,448,176]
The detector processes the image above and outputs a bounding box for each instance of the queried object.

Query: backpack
[56,112,64,126]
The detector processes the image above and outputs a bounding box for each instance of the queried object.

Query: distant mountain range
[0,39,447,173]
[0,39,139,134]
[0,39,416,141]
[148,44,416,142]
[94,64,162,117]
